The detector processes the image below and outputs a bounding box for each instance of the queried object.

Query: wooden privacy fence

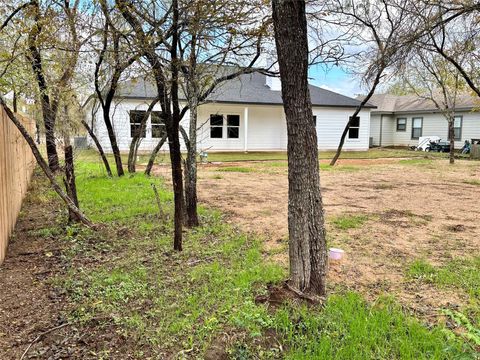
[0,108,36,264]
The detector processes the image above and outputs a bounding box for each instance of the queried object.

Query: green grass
[272,293,469,359]
[44,157,476,357]
[331,214,369,230]
[398,158,434,165]
[216,166,254,173]
[407,257,480,299]
[76,148,456,168]
[407,258,480,350]
[463,179,480,186]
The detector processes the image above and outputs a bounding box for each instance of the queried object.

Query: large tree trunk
[272,0,327,295]
[448,118,455,164]
[81,119,112,177]
[183,104,199,227]
[0,95,92,227]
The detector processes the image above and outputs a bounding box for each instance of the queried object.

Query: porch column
[244,107,249,152]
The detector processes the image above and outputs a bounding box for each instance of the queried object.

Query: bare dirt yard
[184,157,480,322]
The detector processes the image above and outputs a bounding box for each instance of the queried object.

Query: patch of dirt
[187,158,480,322]
[0,173,138,359]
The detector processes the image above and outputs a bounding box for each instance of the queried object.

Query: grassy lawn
[34,157,477,358]
[76,147,464,168]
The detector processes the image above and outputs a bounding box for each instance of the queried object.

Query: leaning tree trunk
[145,134,167,176]
[448,118,455,164]
[0,95,93,227]
[183,103,199,227]
[81,119,112,177]
[330,70,383,166]
[272,0,327,295]
[102,106,124,176]
[128,100,157,173]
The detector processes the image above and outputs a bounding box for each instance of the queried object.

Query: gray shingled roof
[360,93,480,114]
[116,72,375,109]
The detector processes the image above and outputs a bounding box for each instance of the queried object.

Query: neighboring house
[364,93,480,148]
[92,72,374,153]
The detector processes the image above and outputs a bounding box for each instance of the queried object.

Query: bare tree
[177,0,269,227]
[80,97,113,177]
[326,0,419,165]
[92,0,141,177]
[114,0,186,250]
[401,47,464,164]
[0,94,92,226]
[23,0,88,172]
[408,1,480,98]
[127,97,159,173]
[272,0,327,295]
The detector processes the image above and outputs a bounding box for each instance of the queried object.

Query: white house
[365,93,480,148]
[92,72,374,153]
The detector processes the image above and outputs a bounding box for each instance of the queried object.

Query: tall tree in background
[412,1,480,99]
[178,0,268,227]
[401,47,464,164]
[327,0,415,166]
[93,0,140,177]
[271,0,327,295]
[116,0,185,250]
[23,0,87,172]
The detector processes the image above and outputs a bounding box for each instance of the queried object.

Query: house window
[210,113,240,139]
[129,110,147,138]
[348,116,360,139]
[151,111,166,138]
[449,116,462,141]
[411,117,423,139]
[227,115,240,138]
[210,114,223,138]
[396,118,406,132]
[313,115,317,127]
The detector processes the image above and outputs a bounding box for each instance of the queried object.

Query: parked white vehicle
[414,136,441,151]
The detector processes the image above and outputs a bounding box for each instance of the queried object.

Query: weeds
[331,214,369,230]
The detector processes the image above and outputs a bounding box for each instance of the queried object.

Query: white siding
[196,104,248,151]
[381,115,395,146]
[370,115,381,146]
[314,108,371,151]
[93,100,372,152]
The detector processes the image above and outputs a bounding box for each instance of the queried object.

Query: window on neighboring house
[227,115,240,138]
[348,116,360,139]
[396,118,406,132]
[313,115,317,127]
[151,111,166,138]
[411,117,423,139]
[129,110,147,138]
[448,116,462,141]
[210,114,223,138]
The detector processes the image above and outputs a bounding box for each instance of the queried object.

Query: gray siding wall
[370,111,480,149]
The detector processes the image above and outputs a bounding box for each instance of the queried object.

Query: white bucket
[329,248,345,260]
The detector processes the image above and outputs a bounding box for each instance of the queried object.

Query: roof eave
[114,95,375,109]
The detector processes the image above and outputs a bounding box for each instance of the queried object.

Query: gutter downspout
[379,114,384,147]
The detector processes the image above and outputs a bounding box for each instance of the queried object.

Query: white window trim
[347,116,361,140]
[209,113,241,140]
